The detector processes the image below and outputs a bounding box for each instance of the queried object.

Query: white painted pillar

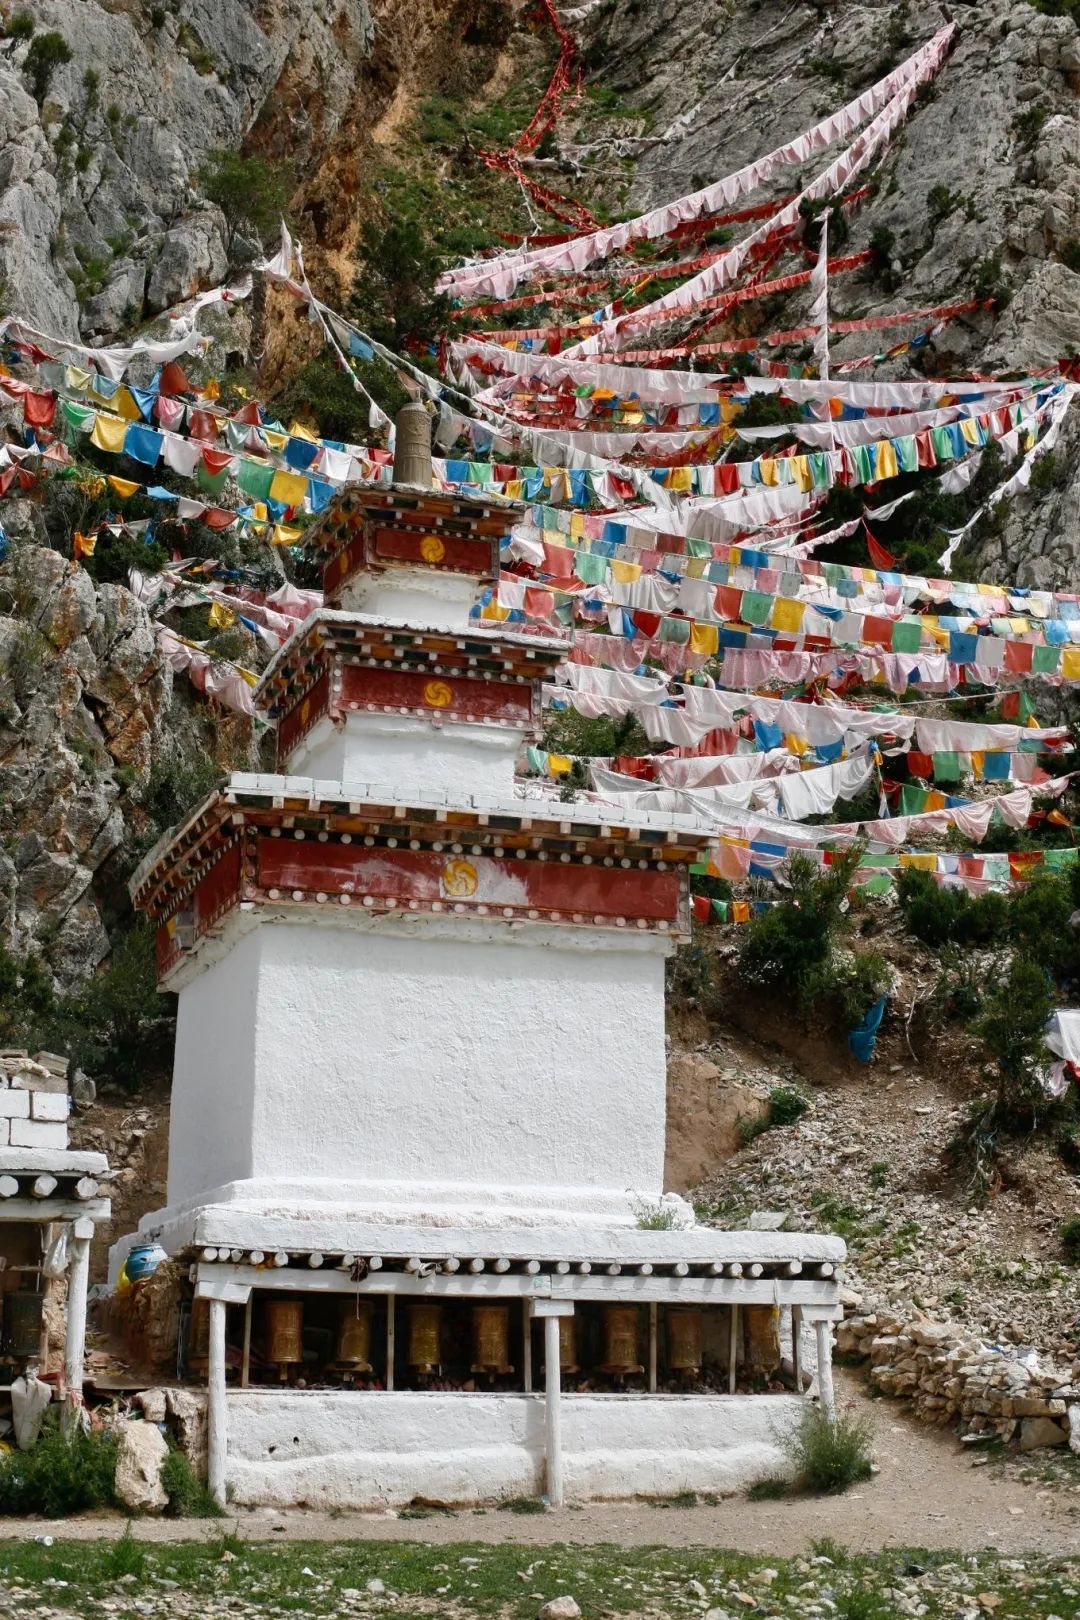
[814,1317,836,1423]
[791,1304,803,1394]
[543,1314,563,1509]
[207,1298,228,1506]
[63,1220,93,1403]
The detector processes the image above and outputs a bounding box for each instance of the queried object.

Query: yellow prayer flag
[1062,647,1080,682]
[90,413,128,454]
[202,377,221,402]
[771,597,805,634]
[569,512,586,538]
[262,429,288,452]
[271,524,303,547]
[287,421,320,443]
[668,468,693,493]
[547,754,572,777]
[784,732,809,757]
[689,621,719,657]
[107,477,140,499]
[268,469,308,507]
[899,852,937,871]
[874,440,899,480]
[792,456,814,493]
[732,901,750,924]
[208,601,237,630]
[757,459,778,487]
[610,559,642,585]
[73,531,97,559]
[113,387,143,422]
[970,750,985,780]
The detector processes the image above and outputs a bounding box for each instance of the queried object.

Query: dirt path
[11,1378,1078,1555]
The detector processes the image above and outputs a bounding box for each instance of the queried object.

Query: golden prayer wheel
[599,1305,643,1374]
[408,1302,442,1372]
[744,1304,781,1372]
[266,1300,304,1365]
[186,1296,210,1375]
[558,1313,578,1373]
[335,1300,373,1370]
[666,1308,703,1373]
[470,1305,513,1374]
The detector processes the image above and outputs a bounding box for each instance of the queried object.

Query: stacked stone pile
[837,1299,1080,1452]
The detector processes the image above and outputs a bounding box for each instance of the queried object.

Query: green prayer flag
[890,619,922,654]
[740,590,771,626]
[237,458,275,501]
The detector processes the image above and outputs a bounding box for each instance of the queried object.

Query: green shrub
[897,868,1010,950]
[1060,1215,1080,1264]
[161,1446,223,1517]
[973,954,1055,1127]
[271,354,408,449]
[746,1477,787,1500]
[196,149,292,253]
[23,30,72,103]
[781,1404,874,1494]
[768,1085,810,1127]
[5,11,35,40]
[0,1416,117,1515]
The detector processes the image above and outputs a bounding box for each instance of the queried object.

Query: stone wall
[837,1302,1080,1454]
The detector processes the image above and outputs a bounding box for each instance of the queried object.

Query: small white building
[0,1051,110,1425]
[112,408,843,1508]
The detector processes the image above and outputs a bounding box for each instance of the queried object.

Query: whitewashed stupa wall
[165,912,670,1222]
[287,713,521,800]
[337,569,478,631]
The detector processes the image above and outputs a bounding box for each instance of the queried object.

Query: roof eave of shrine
[304,481,526,561]
[129,774,714,907]
[254,608,570,706]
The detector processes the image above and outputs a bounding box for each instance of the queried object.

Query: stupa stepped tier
[111,404,843,1511]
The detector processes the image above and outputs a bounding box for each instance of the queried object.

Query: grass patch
[0,1538,1077,1617]
[781,1406,874,1495]
[747,1477,788,1500]
[160,1447,224,1518]
[498,1496,546,1514]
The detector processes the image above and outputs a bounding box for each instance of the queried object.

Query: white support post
[63,1220,93,1406]
[543,1314,563,1510]
[792,1304,805,1392]
[648,1303,658,1393]
[523,1301,533,1393]
[385,1294,395,1391]
[207,1298,228,1507]
[814,1316,836,1423]
[728,1302,739,1395]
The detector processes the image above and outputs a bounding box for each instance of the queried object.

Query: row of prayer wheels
[189,1299,710,1377]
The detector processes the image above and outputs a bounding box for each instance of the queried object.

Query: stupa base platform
[221,1387,808,1508]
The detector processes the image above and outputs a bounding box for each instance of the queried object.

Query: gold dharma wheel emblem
[420,534,446,563]
[441,859,479,898]
[423,679,453,709]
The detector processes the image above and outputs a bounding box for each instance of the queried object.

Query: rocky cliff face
[0,0,375,339]
[575,0,1080,580]
[2,0,1080,992]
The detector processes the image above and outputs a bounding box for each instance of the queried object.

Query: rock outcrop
[0,538,170,982]
[0,0,375,339]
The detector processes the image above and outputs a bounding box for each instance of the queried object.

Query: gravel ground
[7,1377,1078,1558]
